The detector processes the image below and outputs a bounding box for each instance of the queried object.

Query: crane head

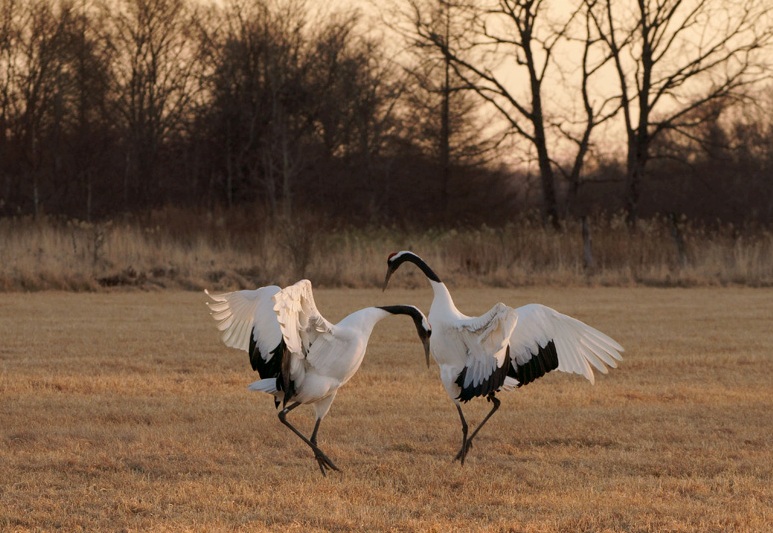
[383,251,440,291]
[378,304,432,367]
[383,251,400,291]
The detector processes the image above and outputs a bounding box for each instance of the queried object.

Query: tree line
[1,0,772,227]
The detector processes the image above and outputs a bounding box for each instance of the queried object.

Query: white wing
[205,286,285,377]
[271,280,338,381]
[272,281,380,385]
[205,286,282,353]
[272,279,334,354]
[452,303,519,398]
[509,304,623,386]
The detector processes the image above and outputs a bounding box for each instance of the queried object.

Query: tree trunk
[668,212,687,267]
[625,135,647,230]
[625,163,641,229]
[281,127,292,220]
[439,0,451,223]
[123,149,131,209]
[439,51,450,223]
[535,135,560,229]
[531,72,560,229]
[582,216,593,271]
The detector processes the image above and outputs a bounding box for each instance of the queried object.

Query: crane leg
[278,402,340,476]
[454,404,470,465]
[454,393,501,464]
[310,417,322,445]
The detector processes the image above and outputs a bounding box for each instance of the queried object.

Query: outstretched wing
[507,304,624,387]
[272,279,334,355]
[205,286,284,378]
[271,280,338,390]
[452,303,519,401]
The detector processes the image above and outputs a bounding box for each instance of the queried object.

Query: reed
[1,209,771,291]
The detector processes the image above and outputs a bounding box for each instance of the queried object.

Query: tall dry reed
[1,210,771,291]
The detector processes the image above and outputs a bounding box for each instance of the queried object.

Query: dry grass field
[2,212,772,291]
[1,287,772,532]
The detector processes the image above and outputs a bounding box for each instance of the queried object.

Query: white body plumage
[206,279,430,475]
[384,251,623,463]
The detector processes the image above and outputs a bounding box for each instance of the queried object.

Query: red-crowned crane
[206,279,431,476]
[383,251,623,464]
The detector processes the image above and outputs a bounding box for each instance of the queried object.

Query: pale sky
[207,0,773,166]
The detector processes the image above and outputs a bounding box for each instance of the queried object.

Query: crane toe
[454,439,473,464]
[314,451,340,476]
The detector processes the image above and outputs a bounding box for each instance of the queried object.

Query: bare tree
[64,0,113,220]
[648,92,773,222]
[0,0,18,208]
[387,0,501,223]
[558,0,620,210]
[258,1,308,219]
[202,0,311,217]
[0,0,82,217]
[0,0,116,219]
[587,0,773,228]
[306,12,400,163]
[105,0,200,209]
[410,0,458,221]
[203,1,405,220]
[303,11,408,217]
[400,0,618,228]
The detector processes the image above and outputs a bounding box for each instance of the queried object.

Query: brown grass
[1,211,771,291]
[2,287,771,531]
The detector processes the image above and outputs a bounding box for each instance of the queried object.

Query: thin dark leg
[310,418,322,445]
[454,394,501,464]
[309,418,327,476]
[466,394,501,444]
[454,404,470,465]
[278,402,340,476]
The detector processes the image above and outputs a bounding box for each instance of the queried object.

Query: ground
[1,287,771,531]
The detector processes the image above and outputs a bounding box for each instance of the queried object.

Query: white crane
[206,279,431,475]
[383,251,623,464]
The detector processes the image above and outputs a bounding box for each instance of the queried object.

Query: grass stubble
[1,212,771,291]
[1,287,771,531]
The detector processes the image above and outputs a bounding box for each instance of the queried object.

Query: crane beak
[421,330,431,368]
[382,266,394,292]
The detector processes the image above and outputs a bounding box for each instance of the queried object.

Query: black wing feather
[508,340,559,387]
[249,327,298,406]
[248,326,284,378]
[456,347,512,402]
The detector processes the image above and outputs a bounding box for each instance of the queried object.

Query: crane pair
[206,251,623,476]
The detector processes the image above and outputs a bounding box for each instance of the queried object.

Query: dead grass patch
[1,288,772,531]
[1,212,772,291]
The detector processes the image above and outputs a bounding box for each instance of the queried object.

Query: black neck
[378,304,420,318]
[378,305,429,334]
[392,252,441,283]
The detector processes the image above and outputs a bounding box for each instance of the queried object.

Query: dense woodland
[1,0,772,228]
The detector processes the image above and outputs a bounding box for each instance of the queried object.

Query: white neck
[339,307,390,337]
[429,280,464,320]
